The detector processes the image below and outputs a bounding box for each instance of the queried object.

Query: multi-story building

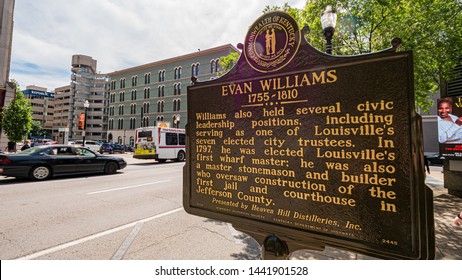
[69,55,109,141]
[52,55,109,142]
[0,0,15,148]
[106,44,238,146]
[22,85,54,138]
[52,84,71,142]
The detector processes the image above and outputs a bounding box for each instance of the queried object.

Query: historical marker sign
[184,11,434,259]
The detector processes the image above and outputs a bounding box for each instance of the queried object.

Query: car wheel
[30,165,51,180]
[104,162,118,174]
[177,151,186,162]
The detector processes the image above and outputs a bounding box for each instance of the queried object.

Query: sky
[10,0,306,91]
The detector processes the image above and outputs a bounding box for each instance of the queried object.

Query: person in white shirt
[437,98,462,143]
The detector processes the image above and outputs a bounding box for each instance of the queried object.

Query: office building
[22,85,54,138]
[53,55,109,142]
[0,0,15,148]
[106,44,238,146]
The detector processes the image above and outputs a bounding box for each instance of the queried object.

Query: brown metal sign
[183,11,434,259]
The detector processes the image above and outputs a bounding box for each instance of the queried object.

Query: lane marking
[18,162,184,183]
[15,207,183,260]
[87,180,172,195]
[111,222,144,260]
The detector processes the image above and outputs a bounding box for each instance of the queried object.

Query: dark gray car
[0,145,127,180]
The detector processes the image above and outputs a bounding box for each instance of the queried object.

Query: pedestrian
[424,155,430,174]
[454,211,462,226]
[21,140,31,151]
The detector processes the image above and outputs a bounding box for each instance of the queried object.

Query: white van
[73,140,101,153]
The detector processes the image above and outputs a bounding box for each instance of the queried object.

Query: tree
[219,51,240,73]
[265,0,462,112]
[2,80,33,143]
[30,120,46,138]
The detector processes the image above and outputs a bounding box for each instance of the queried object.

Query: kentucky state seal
[244,11,301,73]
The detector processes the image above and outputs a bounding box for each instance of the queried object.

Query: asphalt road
[0,154,261,260]
[3,154,444,260]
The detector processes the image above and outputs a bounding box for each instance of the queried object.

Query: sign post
[184,11,434,259]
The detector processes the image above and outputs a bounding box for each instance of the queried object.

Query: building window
[157,100,164,113]
[131,90,137,100]
[174,67,182,79]
[173,99,181,111]
[132,76,138,87]
[158,85,165,97]
[118,105,124,115]
[130,117,136,129]
[144,73,151,84]
[211,58,220,73]
[158,70,165,82]
[142,116,149,127]
[120,78,126,89]
[144,87,150,99]
[111,80,116,90]
[192,63,200,76]
[109,106,114,116]
[154,115,164,126]
[174,83,181,95]
[109,119,114,130]
[110,93,115,103]
[130,103,136,114]
[143,102,150,114]
[118,118,124,129]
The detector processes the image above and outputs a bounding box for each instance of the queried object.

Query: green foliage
[30,120,46,137]
[219,51,240,73]
[2,80,33,142]
[266,0,462,112]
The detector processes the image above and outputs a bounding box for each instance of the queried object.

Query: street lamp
[83,100,90,147]
[321,5,337,54]
[174,115,180,128]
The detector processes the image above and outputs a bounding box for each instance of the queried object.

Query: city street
[0,154,260,260]
[0,154,460,260]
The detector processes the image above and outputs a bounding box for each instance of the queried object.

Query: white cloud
[11,0,306,91]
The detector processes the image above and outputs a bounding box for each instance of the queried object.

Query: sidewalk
[290,165,462,260]
[116,156,461,260]
[426,165,462,259]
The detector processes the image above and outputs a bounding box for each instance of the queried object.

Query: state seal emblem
[244,11,301,73]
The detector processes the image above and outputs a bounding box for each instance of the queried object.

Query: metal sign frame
[184,11,434,260]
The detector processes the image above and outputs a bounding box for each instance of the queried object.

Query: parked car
[73,140,101,153]
[121,144,134,152]
[425,153,444,166]
[99,143,125,154]
[0,145,127,180]
[33,139,56,146]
